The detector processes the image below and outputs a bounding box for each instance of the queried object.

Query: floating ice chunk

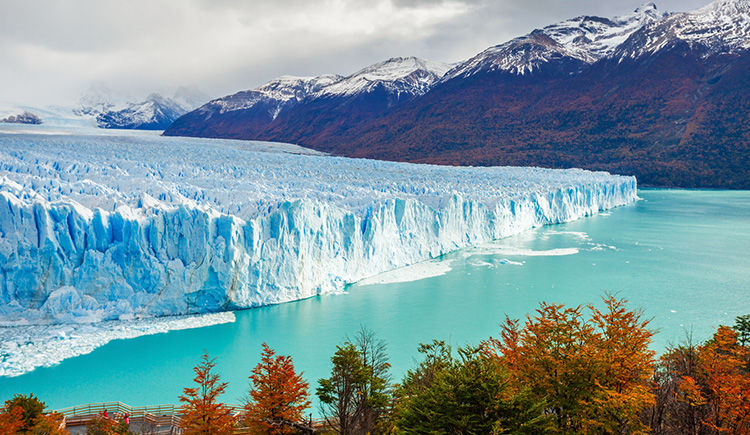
[470,246,581,257]
[0,312,235,377]
[357,259,453,286]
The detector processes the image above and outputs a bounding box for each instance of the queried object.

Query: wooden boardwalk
[56,401,325,434]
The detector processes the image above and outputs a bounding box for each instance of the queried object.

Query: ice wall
[0,131,637,325]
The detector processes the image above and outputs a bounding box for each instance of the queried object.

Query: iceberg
[0,129,637,326]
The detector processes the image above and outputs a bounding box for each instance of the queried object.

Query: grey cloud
[0,0,711,107]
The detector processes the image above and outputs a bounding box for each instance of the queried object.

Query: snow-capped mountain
[165,0,750,188]
[94,88,209,130]
[185,56,449,124]
[444,3,665,78]
[76,84,131,117]
[615,0,750,58]
[96,93,189,130]
[203,74,341,120]
[318,57,451,97]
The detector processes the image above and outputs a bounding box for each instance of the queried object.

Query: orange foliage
[179,352,237,435]
[0,406,24,434]
[244,343,311,434]
[30,411,68,434]
[484,295,655,434]
[85,413,118,434]
[689,326,750,433]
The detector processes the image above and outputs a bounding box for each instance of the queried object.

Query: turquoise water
[2,189,749,410]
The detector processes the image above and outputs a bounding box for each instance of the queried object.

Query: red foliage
[244,343,311,434]
[179,352,237,435]
[0,406,24,434]
[689,326,750,433]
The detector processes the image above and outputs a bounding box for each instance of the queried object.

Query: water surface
[2,189,748,410]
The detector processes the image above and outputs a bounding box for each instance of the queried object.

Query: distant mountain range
[164,0,750,188]
[165,57,451,138]
[0,111,42,125]
[0,87,209,130]
[79,86,209,129]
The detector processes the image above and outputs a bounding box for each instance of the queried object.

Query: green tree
[395,341,549,434]
[350,326,391,431]
[317,328,392,435]
[317,343,369,434]
[734,314,750,347]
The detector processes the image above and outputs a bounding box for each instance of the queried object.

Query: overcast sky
[0,0,709,106]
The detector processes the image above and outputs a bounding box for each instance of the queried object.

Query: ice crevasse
[0,132,637,325]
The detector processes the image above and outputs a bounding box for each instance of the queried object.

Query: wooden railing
[57,401,185,434]
[55,401,327,433]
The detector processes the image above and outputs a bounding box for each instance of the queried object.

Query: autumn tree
[649,320,750,435]
[244,343,310,434]
[695,326,750,433]
[179,352,236,435]
[484,295,656,434]
[646,336,706,434]
[85,414,117,435]
[4,394,46,432]
[31,411,69,435]
[0,393,68,435]
[0,405,24,434]
[585,296,656,433]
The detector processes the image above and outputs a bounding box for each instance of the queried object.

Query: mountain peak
[614,0,750,58]
[319,56,451,96]
[444,4,666,79]
[634,2,659,14]
[195,55,450,121]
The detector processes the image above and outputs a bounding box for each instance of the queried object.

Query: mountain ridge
[164,0,750,188]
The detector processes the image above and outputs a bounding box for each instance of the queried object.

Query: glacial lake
[1,189,748,411]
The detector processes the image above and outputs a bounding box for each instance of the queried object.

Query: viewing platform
[56,401,323,434]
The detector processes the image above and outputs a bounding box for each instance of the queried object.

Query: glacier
[0,128,636,327]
